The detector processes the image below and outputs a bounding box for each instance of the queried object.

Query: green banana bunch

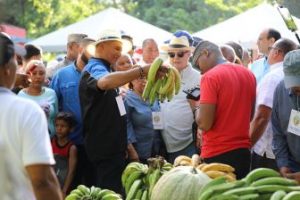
[142,57,181,105]
[126,179,143,200]
[124,170,145,195]
[148,169,162,199]
[121,162,148,188]
[198,168,300,200]
[65,185,122,200]
[122,156,173,200]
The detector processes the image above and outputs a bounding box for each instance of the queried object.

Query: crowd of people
[0,25,300,199]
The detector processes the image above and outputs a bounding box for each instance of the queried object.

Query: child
[51,112,77,198]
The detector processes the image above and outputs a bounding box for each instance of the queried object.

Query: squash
[150,166,211,200]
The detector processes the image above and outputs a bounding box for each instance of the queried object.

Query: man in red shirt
[191,40,256,179]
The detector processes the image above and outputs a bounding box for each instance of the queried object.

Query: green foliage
[2,0,299,39]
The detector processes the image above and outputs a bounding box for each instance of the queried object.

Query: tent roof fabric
[192,3,300,48]
[30,7,172,52]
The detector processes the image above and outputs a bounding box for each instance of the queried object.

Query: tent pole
[294,32,300,44]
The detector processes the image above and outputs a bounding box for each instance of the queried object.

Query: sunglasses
[168,51,188,58]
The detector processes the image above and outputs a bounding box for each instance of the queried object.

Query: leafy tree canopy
[1,0,299,38]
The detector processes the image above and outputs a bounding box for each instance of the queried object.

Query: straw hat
[93,29,132,53]
[161,36,195,52]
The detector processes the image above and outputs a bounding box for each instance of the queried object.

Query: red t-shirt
[200,63,256,158]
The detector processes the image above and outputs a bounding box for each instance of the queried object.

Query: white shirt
[0,88,55,200]
[161,63,200,152]
[253,62,284,159]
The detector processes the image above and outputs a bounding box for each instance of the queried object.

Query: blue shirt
[250,57,269,84]
[50,63,83,144]
[125,90,162,160]
[272,80,300,172]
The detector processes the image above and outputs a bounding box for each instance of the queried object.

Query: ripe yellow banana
[201,163,235,173]
[174,155,192,166]
[197,163,208,171]
[224,173,236,182]
[204,170,227,179]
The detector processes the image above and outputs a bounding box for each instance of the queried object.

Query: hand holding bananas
[142,57,181,105]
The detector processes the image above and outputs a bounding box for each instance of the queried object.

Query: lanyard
[297,96,300,111]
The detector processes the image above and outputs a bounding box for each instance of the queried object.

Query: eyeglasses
[168,51,188,58]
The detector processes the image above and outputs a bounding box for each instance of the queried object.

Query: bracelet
[138,65,145,79]
[193,106,201,115]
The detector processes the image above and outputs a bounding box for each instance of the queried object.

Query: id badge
[115,96,126,116]
[287,109,300,136]
[152,112,163,130]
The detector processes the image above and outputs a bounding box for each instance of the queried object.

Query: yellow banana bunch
[142,57,181,105]
[173,155,236,182]
[173,154,202,167]
[199,162,236,182]
[173,155,192,167]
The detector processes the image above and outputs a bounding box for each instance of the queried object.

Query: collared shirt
[253,62,284,159]
[47,57,74,79]
[79,58,127,161]
[272,81,300,172]
[161,63,200,153]
[125,90,161,159]
[50,63,83,144]
[250,56,269,84]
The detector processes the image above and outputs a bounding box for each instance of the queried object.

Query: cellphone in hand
[183,86,200,101]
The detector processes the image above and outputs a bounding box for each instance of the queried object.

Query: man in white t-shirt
[250,38,298,170]
[0,33,62,199]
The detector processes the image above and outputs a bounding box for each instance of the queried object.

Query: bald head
[220,44,236,63]
[142,38,159,64]
[192,40,226,74]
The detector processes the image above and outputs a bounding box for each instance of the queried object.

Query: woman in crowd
[113,53,134,96]
[125,70,165,163]
[18,60,58,136]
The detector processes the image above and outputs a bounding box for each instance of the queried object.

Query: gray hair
[191,40,222,67]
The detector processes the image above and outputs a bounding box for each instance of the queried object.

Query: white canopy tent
[192,3,300,48]
[29,7,172,52]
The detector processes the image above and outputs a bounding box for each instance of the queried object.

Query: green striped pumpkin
[151,166,211,200]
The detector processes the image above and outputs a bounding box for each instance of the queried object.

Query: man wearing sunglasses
[160,33,200,163]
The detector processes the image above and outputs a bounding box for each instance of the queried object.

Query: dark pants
[203,148,251,179]
[167,142,197,164]
[94,154,126,195]
[251,152,278,171]
[71,145,97,189]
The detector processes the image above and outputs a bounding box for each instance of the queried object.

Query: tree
[2,0,105,38]
[2,0,299,39]
[129,0,262,33]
